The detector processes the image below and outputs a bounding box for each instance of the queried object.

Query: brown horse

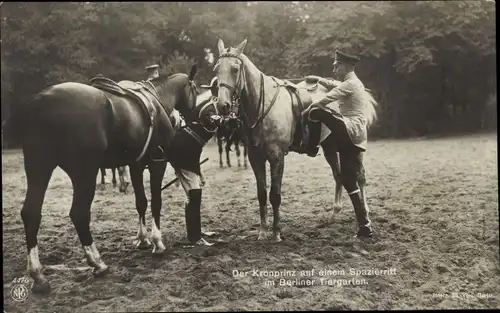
[99,166,130,193]
[214,39,378,242]
[216,115,248,168]
[4,66,199,294]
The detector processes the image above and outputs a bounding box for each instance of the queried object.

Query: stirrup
[150,145,165,162]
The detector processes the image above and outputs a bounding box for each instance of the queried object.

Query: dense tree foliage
[1,1,496,146]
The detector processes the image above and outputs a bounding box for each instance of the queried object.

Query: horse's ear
[217,37,225,55]
[234,38,247,55]
[188,64,197,81]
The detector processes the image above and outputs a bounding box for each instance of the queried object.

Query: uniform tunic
[310,71,369,151]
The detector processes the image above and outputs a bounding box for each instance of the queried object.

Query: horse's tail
[362,89,379,129]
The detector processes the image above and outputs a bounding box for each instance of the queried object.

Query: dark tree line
[1,1,496,147]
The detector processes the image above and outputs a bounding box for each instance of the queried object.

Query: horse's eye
[230,64,240,73]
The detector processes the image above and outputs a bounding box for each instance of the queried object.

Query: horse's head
[150,65,199,124]
[214,38,248,116]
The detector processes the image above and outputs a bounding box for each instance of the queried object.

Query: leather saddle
[89,76,159,125]
[89,75,165,162]
[269,77,315,153]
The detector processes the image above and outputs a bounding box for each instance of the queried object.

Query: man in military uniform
[145,64,160,80]
[169,85,222,246]
[302,50,374,239]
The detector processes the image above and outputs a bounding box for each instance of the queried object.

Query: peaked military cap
[145,64,159,71]
[335,50,360,65]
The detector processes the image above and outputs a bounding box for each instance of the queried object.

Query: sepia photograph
[2,1,498,311]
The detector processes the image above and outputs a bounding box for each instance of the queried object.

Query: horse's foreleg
[129,164,151,249]
[218,134,224,168]
[321,141,343,214]
[68,164,109,278]
[243,138,248,169]
[111,167,117,187]
[148,161,168,254]
[117,166,129,193]
[99,168,106,190]
[268,152,285,242]
[225,139,232,167]
[235,139,242,168]
[21,156,56,294]
[248,146,268,240]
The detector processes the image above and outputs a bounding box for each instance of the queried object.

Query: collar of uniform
[343,71,357,81]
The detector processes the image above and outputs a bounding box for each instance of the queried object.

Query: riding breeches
[175,168,202,194]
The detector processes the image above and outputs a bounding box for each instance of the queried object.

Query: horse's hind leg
[111,167,117,188]
[235,140,242,168]
[148,161,168,254]
[99,168,106,190]
[243,138,248,169]
[225,140,232,167]
[66,162,109,277]
[117,166,129,193]
[218,135,224,168]
[248,146,268,240]
[129,163,152,249]
[21,150,56,294]
[321,139,343,214]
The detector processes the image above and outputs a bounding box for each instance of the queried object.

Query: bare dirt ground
[3,134,499,311]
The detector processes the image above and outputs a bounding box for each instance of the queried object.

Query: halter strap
[215,53,283,131]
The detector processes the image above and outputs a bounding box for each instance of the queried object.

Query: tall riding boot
[305,121,321,157]
[185,189,202,243]
[349,192,373,238]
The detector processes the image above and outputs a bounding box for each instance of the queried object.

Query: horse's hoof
[152,248,166,257]
[152,243,166,256]
[257,232,267,241]
[333,205,342,214]
[32,280,51,295]
[135,239,152,250]
[271,234,282,243]
[93,265,110,278]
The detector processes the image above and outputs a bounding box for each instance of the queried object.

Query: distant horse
[4,65,198,294]
[216,114,248,168]
[99,166,130,193]
[214,38,378,241]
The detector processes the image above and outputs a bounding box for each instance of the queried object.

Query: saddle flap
[126,89,158,122]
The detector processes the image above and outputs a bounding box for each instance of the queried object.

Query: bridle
[215,52,280,130]
[215,52,246,114]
